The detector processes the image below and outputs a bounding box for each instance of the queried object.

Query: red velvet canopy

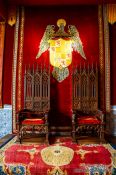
[7,0,116,5]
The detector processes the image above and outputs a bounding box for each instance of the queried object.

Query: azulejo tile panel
[0,105,12,139]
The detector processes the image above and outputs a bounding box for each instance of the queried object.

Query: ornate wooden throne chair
[16,66,50,144]
[72,64,104,143]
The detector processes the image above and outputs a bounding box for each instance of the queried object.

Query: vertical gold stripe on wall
[103,5,111,113]
[98,6,105,111]
[12,8,19,132]
[0,22,5,108]
[17,7,25,111]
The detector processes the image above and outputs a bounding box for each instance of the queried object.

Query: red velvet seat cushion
[77,116,101,124]
[22,118,45,125]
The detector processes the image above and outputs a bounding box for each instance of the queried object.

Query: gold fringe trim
[103,5,111,113]
[12,8,19,132]
[17,7,25,111]
[98,5,105,111]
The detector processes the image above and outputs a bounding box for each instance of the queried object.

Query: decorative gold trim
[52,67,69,82]
[103,5,111,113]
[12,8,19,132]
[57,19,66,27]
[0,22,5,108]
[7,6,16,26]
[107,4,116,25]
[98,5,105,111]
[47,167,67,175]
[17,7,25,111]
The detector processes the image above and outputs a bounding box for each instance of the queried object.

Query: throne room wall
[22,5,99,127]
[0,0,6,18]
[2,5,116,129]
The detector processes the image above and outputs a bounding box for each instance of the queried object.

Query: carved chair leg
[72,121,76,142]
[17,125,21,143]
[18,132,22,144]
[45,126,49,145]
[100,125,104,143]
[17,134,21,144]
[72,131,76,143]
[19,138,22,144]
[72,113,76,142]
[102,125,104,141]
[17,131,20,143]
[19,127,23,144]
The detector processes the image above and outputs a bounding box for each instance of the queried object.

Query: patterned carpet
[0,136,116,175]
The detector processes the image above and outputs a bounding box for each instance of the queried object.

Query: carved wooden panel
[33,69,42,111]
[72,64,98,113]
[24,69,33,109]
[24,65,50,112]
[72,69,81,111]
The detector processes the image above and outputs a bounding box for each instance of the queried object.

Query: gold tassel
[107,4,116,24]
[8,5,16,26]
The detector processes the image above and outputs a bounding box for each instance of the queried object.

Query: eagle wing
[68,25,86,59]
[36,25,55,58]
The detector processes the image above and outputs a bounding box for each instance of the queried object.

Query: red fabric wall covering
[110,23,116,105]
[0,0,7,18]
[7,0,116,6]
[23,6,99,126]
[3,24,14,105]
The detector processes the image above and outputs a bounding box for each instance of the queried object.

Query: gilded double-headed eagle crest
[36,19,86,82]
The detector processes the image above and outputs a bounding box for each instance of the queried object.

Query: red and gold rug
[0,137,115,175]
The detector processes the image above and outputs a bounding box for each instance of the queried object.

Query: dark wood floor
[0,133,116,147]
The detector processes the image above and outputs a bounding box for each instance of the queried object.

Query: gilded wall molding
[103,5,111,113]
[98,5,105,111]
[12,8,19,132]
[17,7,25,111]
[98,5,111,113]
[0,21,5,108]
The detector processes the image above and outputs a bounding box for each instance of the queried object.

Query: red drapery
[110,23,116,105]
[22,6,99,127]
[3,24,14,105]
[2,5,99,127]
